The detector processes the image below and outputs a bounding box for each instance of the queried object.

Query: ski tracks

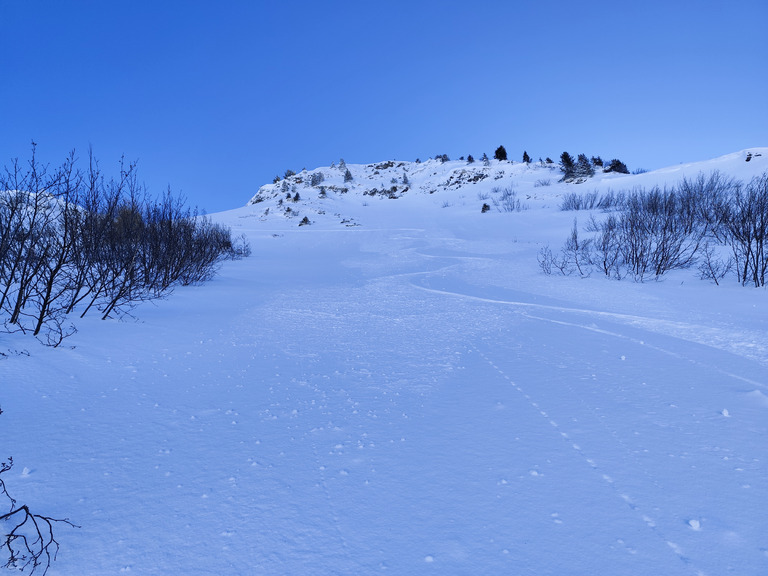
[415,282,768,380]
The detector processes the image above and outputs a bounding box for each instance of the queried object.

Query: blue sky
[2,0,766,213]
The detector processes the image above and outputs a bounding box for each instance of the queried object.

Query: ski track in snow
[413,282,768,387]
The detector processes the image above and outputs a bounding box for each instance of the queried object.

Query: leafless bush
[0,145,250,345]
[595,190,626,210]
[618,187,703,280]
[726,174,768,286]
[549,171,768,285]
[1,407,77,574]
[537,245,554,275]
[491,186,527,212]
[551,178,736,282]
[591,214,624,279]
[559,189,625,211]
[679,171,735,242]
[560,191,599,211]
[698,241,732,285]
[538,220,592,277]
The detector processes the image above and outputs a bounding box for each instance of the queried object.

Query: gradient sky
[2,0,766,212]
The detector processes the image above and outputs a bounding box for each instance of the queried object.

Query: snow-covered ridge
[246,148,768,227]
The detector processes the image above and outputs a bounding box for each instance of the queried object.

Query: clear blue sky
[2,0,766,212]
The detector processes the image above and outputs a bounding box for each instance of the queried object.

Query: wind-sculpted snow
[2,149,767,574]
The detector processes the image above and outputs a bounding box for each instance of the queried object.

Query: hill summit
[246,148,767,227]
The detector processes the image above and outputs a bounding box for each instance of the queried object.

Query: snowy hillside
[2,148,768,575]
[245,148,768,229]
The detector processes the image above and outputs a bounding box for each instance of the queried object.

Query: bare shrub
[726,174,768,286]
[698,241,732,285]
[538,220,591,277]
[592,214,624,279]
[491,186,527,212]
[560,190,625,211]
[615,187,703,280]
[679,171,735,242]
[560,191,598,211]
[1,406,77,574]
[0,146,250,344]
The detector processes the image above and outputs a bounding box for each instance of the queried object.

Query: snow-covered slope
[245,148,768,228]
[2,148,767,575]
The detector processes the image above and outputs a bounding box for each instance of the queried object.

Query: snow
[3,149,768,574]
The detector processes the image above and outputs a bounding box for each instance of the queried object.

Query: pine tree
[575,154,595,178]
[559,152,575,179]
[494,145,508,161]
[310,172,325,186]
[603,159,629,174]
[344,168,353,182]
[522,151,531,164]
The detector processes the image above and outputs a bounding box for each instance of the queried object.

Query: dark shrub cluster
[541,171,768,286]
[0,146,250,345]
[559,152,629,181]
[604,159,630,174]
[560,152,598,181]
[309,172,324,187]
